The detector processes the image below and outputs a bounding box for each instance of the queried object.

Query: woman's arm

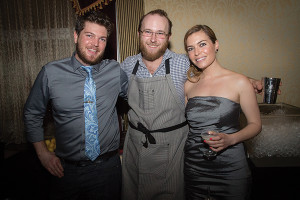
[233,77,262,143]
[208,76,262,152]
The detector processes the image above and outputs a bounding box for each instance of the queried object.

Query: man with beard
[24,11,127,200]
[121,9,189,200]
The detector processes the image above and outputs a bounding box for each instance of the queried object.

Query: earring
[216,49,219,53]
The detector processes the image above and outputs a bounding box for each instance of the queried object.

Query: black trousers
[49,154,121,200]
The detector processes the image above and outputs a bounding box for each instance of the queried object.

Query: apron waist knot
[137,122,156,148]
[129,121,188,148]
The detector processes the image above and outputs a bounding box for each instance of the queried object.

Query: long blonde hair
[184,25,217,83]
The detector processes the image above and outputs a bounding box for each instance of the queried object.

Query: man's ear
[167,34,172,42]
[74,31,78,43]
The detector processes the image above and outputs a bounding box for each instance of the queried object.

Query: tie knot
[81,66,93,77]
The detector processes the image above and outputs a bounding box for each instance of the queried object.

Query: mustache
[147,41,159,45]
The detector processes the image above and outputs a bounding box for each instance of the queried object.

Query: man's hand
[39,151,64,178]
[33,141,64,178]
[249,78,282,95]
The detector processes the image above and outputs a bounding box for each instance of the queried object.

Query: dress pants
[49,154,121,200]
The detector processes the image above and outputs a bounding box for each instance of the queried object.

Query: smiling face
[186,30,219,70]
[139,14,170,62]
[74,21,107,66]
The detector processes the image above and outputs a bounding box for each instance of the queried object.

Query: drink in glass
[201,132,217,160]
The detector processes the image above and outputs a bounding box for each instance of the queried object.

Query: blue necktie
[82,66,100,161]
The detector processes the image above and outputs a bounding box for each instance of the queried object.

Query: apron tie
[137,123,156,148]
[129,121,188,148]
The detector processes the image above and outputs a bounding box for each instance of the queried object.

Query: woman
[183,25,261,200]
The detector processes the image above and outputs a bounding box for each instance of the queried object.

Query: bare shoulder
[184,80,194,94]
[224,69,252,88]
[184,79,194,87]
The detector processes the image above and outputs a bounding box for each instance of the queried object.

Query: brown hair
[138,9,173,35]
[184,25,217,82]
[75,10,114,38]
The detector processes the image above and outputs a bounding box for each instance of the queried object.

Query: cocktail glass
[201,132,217,160]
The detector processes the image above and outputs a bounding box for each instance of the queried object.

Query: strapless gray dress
[184,96,252,200]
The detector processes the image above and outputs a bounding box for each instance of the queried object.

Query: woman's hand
[204,131,233,152]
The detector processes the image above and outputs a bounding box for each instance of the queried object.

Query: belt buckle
[77,160,92,167]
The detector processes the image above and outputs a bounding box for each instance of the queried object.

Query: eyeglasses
[139,30,169,39]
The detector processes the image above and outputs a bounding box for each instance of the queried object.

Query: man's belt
[129,121,188,148]
[60,149,118,167]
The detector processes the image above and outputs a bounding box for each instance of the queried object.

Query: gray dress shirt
[24,53,128,161]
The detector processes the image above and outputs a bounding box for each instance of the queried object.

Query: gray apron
[122,59,188,200]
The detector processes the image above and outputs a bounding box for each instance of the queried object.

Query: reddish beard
[76,43,104,65]
[139,40,168,62]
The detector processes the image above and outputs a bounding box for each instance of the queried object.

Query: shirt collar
[71,51,103,72]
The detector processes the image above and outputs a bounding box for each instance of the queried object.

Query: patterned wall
[144,0,300,107]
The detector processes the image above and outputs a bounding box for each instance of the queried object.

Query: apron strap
[132,61,140,75]
[129,121,188,148]
[165,59,170,74]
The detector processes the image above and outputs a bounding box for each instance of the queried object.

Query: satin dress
[184,96,252,200]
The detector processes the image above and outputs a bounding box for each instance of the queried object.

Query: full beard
[76,43,104,65]
[139,40,168,62]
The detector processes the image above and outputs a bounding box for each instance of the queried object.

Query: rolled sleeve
[23,67,49,142]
